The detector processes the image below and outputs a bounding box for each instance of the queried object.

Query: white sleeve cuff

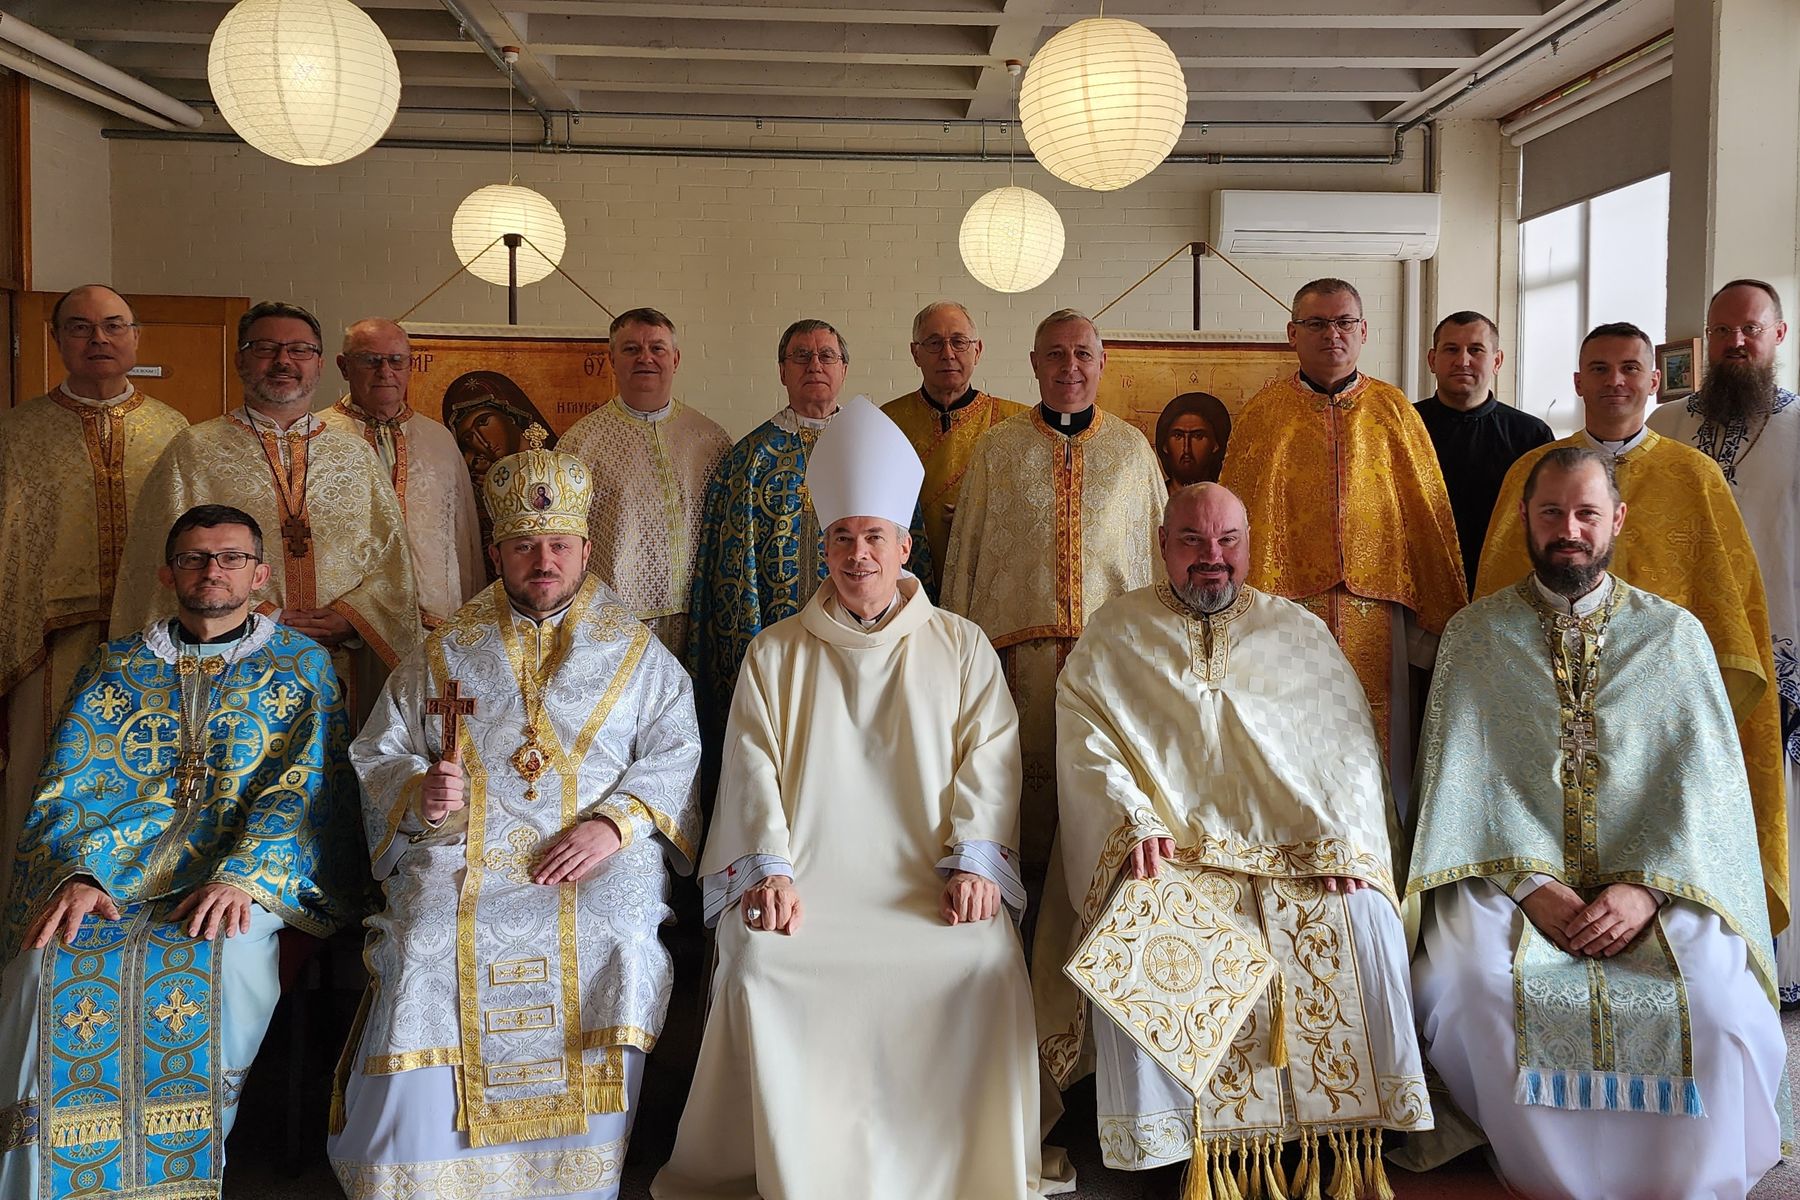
[701,853,793,928]
[936,840,1027,918]
[1510,872,1554,902]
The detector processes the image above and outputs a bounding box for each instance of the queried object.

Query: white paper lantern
[207,0,401,167]
[451,184,567,287]
[1019,17,1188,192]
[959,186,1065,294]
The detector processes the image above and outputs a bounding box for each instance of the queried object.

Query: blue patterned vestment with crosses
[0,618,360,1198]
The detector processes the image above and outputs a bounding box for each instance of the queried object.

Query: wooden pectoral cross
[425,679,476,764]
[281,514,313,559]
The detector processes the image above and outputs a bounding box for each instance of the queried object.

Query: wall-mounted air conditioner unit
[1209,190,1442,260]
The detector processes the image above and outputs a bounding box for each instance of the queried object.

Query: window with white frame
[1518,173,1670,435]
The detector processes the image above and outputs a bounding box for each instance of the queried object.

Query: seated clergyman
[330,438,701,1200]
[654,398,1044,1200]
[1038,482,1431,1200]
[1406,446,1786,1200]
[0,504,360,1195]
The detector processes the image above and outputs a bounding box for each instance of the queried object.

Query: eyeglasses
[169,550,261,571]
[1293,317,1364,334]
[783,350,845,367]
[1706,322,1776,340]
[240,339,323,361]
[60,319,138,340]
[914,336,976,355]
[346,351,410,370]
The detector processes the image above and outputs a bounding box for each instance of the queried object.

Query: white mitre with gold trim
[483,426,593,542]
[804,394,924,529]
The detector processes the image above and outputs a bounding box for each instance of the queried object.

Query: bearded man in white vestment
[1042,483,1430,1200]
[1648,278,1800,1005]
[321,317,484,628]
[654,397,1044,1200]
[1407,447,1787,1200]
[329,441,702,1200]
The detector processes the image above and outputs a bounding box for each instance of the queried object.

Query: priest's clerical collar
[508,599,573,629]
[1038,402,1095,437]
[1532,570,1613,616]
[615,395,672,423]
[1581,425,1648,456]
[923,385,978,414]
[829,587,904,631]
[170,615,250,646]
[1299,369,1360,397]
[59,379,134,407]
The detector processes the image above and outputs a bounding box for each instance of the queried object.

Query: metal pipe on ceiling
[0,10,202,128]
[101,126,1412,166]
[0,46,182,132]
[437,0,556,144]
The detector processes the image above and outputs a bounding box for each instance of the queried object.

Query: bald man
[883,300,1025,568]
[0,284,188,906]
[1037,482,1429,1199]
[321,317,483,626]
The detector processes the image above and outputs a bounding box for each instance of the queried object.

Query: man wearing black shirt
[1415,311,1554,587]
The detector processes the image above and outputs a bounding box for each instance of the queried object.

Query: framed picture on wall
[1656,338,1703,402]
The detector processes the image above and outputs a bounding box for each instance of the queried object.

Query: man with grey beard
[1038,482,1429,1200]
[1649,278,1800,1006]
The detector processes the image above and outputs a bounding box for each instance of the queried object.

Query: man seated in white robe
[1407,446,1787,1200]
[1042,482,1431,1200]
[329,439,702,1200]
[653,397,1044,1200]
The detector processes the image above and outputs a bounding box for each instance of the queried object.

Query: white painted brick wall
[105,121,1432,438]
[30,87,113,291]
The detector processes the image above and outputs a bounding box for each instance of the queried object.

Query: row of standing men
[0,276,1792,1200]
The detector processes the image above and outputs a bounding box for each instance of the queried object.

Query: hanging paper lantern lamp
[959,186,1065,294]
[451,184,567,287]
[1019,17,1188,192]
[207,0,402,166]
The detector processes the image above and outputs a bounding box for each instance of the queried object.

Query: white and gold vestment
[330,574,701,1200]
[322,398,484,628]
[555,396,731,661]
[1042,583,1430,1192]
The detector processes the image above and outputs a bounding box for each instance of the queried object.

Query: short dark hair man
[1415,310,1553,586]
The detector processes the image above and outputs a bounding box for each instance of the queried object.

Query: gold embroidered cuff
[589,796,648,849]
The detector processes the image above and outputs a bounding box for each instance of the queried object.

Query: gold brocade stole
[1519,577,1625,880]
[336,398,411,515]
[250,421,322,608]
[54,392,147,606]
[442,585,650,1147]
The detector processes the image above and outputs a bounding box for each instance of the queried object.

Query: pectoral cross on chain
[425,679,476,764]
[1560,715,1597,765]
[281,514,312,559]
[173,750,208,807]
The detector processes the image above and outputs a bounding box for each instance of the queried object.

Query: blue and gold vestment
[0,615,359,1198]
[685,414,934,731]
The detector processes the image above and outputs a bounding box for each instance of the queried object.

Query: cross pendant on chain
[1559,714,1597,762]
[173,750,208,807]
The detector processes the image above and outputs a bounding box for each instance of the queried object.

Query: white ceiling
[10,0,1672,139]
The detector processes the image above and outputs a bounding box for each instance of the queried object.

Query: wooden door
[14,292,250,423]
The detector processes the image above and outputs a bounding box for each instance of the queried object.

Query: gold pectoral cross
[173,750,208,807]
